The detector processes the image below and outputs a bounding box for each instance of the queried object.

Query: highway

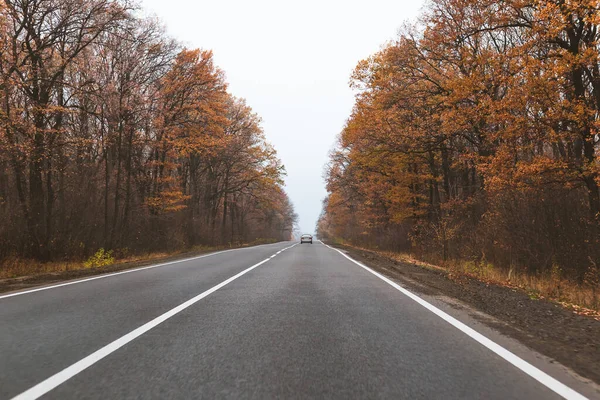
[0,241,595,399]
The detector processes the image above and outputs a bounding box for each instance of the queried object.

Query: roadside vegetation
[0,0,297,277]
[318,0,600,312]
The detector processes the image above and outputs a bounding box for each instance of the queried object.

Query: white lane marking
[11,243,297,400]
[324,244,587,400]
[0,242,287,300]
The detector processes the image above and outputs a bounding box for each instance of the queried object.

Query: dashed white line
[324,244,587,400]
[11,243,297,400]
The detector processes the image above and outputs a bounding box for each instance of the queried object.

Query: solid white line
[0,242,285,300]
[324,244,587,400]
[11,243,297,400]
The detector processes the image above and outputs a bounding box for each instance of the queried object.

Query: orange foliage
[319,0,600,282]
[0,2,296,261]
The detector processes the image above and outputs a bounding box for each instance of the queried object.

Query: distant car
[300,234,313,244]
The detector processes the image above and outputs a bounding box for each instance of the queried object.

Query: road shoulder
[0,243,280,296]
[332,243,600,388]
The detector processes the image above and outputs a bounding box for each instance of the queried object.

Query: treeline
[0,0,296,261]
[319,0,600,282]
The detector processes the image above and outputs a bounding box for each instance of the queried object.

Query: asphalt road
[0,241,596,399]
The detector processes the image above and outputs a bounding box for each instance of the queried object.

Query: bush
[84,249,115,268]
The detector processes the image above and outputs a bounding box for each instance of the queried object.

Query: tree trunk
[121,125,134,242]
[110,123,123,249]
[583,137,600,218]
[30,110,46,259]
[221,171,229,243]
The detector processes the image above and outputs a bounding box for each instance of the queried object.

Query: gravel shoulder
[334,243,600,385]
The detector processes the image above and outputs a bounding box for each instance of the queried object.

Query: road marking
[324,244,587,400]
[0,242,285,300]
[11,243,297,400]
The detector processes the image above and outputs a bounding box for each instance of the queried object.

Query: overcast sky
[141,0,426,234]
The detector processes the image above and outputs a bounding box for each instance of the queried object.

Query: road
[0,241,595,399]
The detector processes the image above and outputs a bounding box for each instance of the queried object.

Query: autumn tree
[0,0,128,258]
[320,0,600,281]
[0,1,296,264]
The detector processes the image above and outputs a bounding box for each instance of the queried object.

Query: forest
[0,0,297,267]
[318,0,600,287]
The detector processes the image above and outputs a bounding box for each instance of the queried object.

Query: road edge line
[0,242,285,300]
[324,244,587,400]
[10,243,297,400]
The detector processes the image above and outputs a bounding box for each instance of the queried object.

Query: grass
[339,243,600,318]
[445,259,600,316]
[0,257,84,279]
[0,239,276,281]
[0,250,178,280]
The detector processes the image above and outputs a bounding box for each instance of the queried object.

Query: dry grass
[343,244,600,318]
[0,251,170,280]
[0,257,82,279]
[445,259,600,318]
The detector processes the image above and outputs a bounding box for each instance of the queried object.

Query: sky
[141,0,426,234]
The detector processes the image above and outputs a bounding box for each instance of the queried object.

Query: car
[300,234,313,244]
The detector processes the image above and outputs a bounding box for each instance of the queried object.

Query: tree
[1,0,128,258]
[320,0,600,279]
[0,2,296,263]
